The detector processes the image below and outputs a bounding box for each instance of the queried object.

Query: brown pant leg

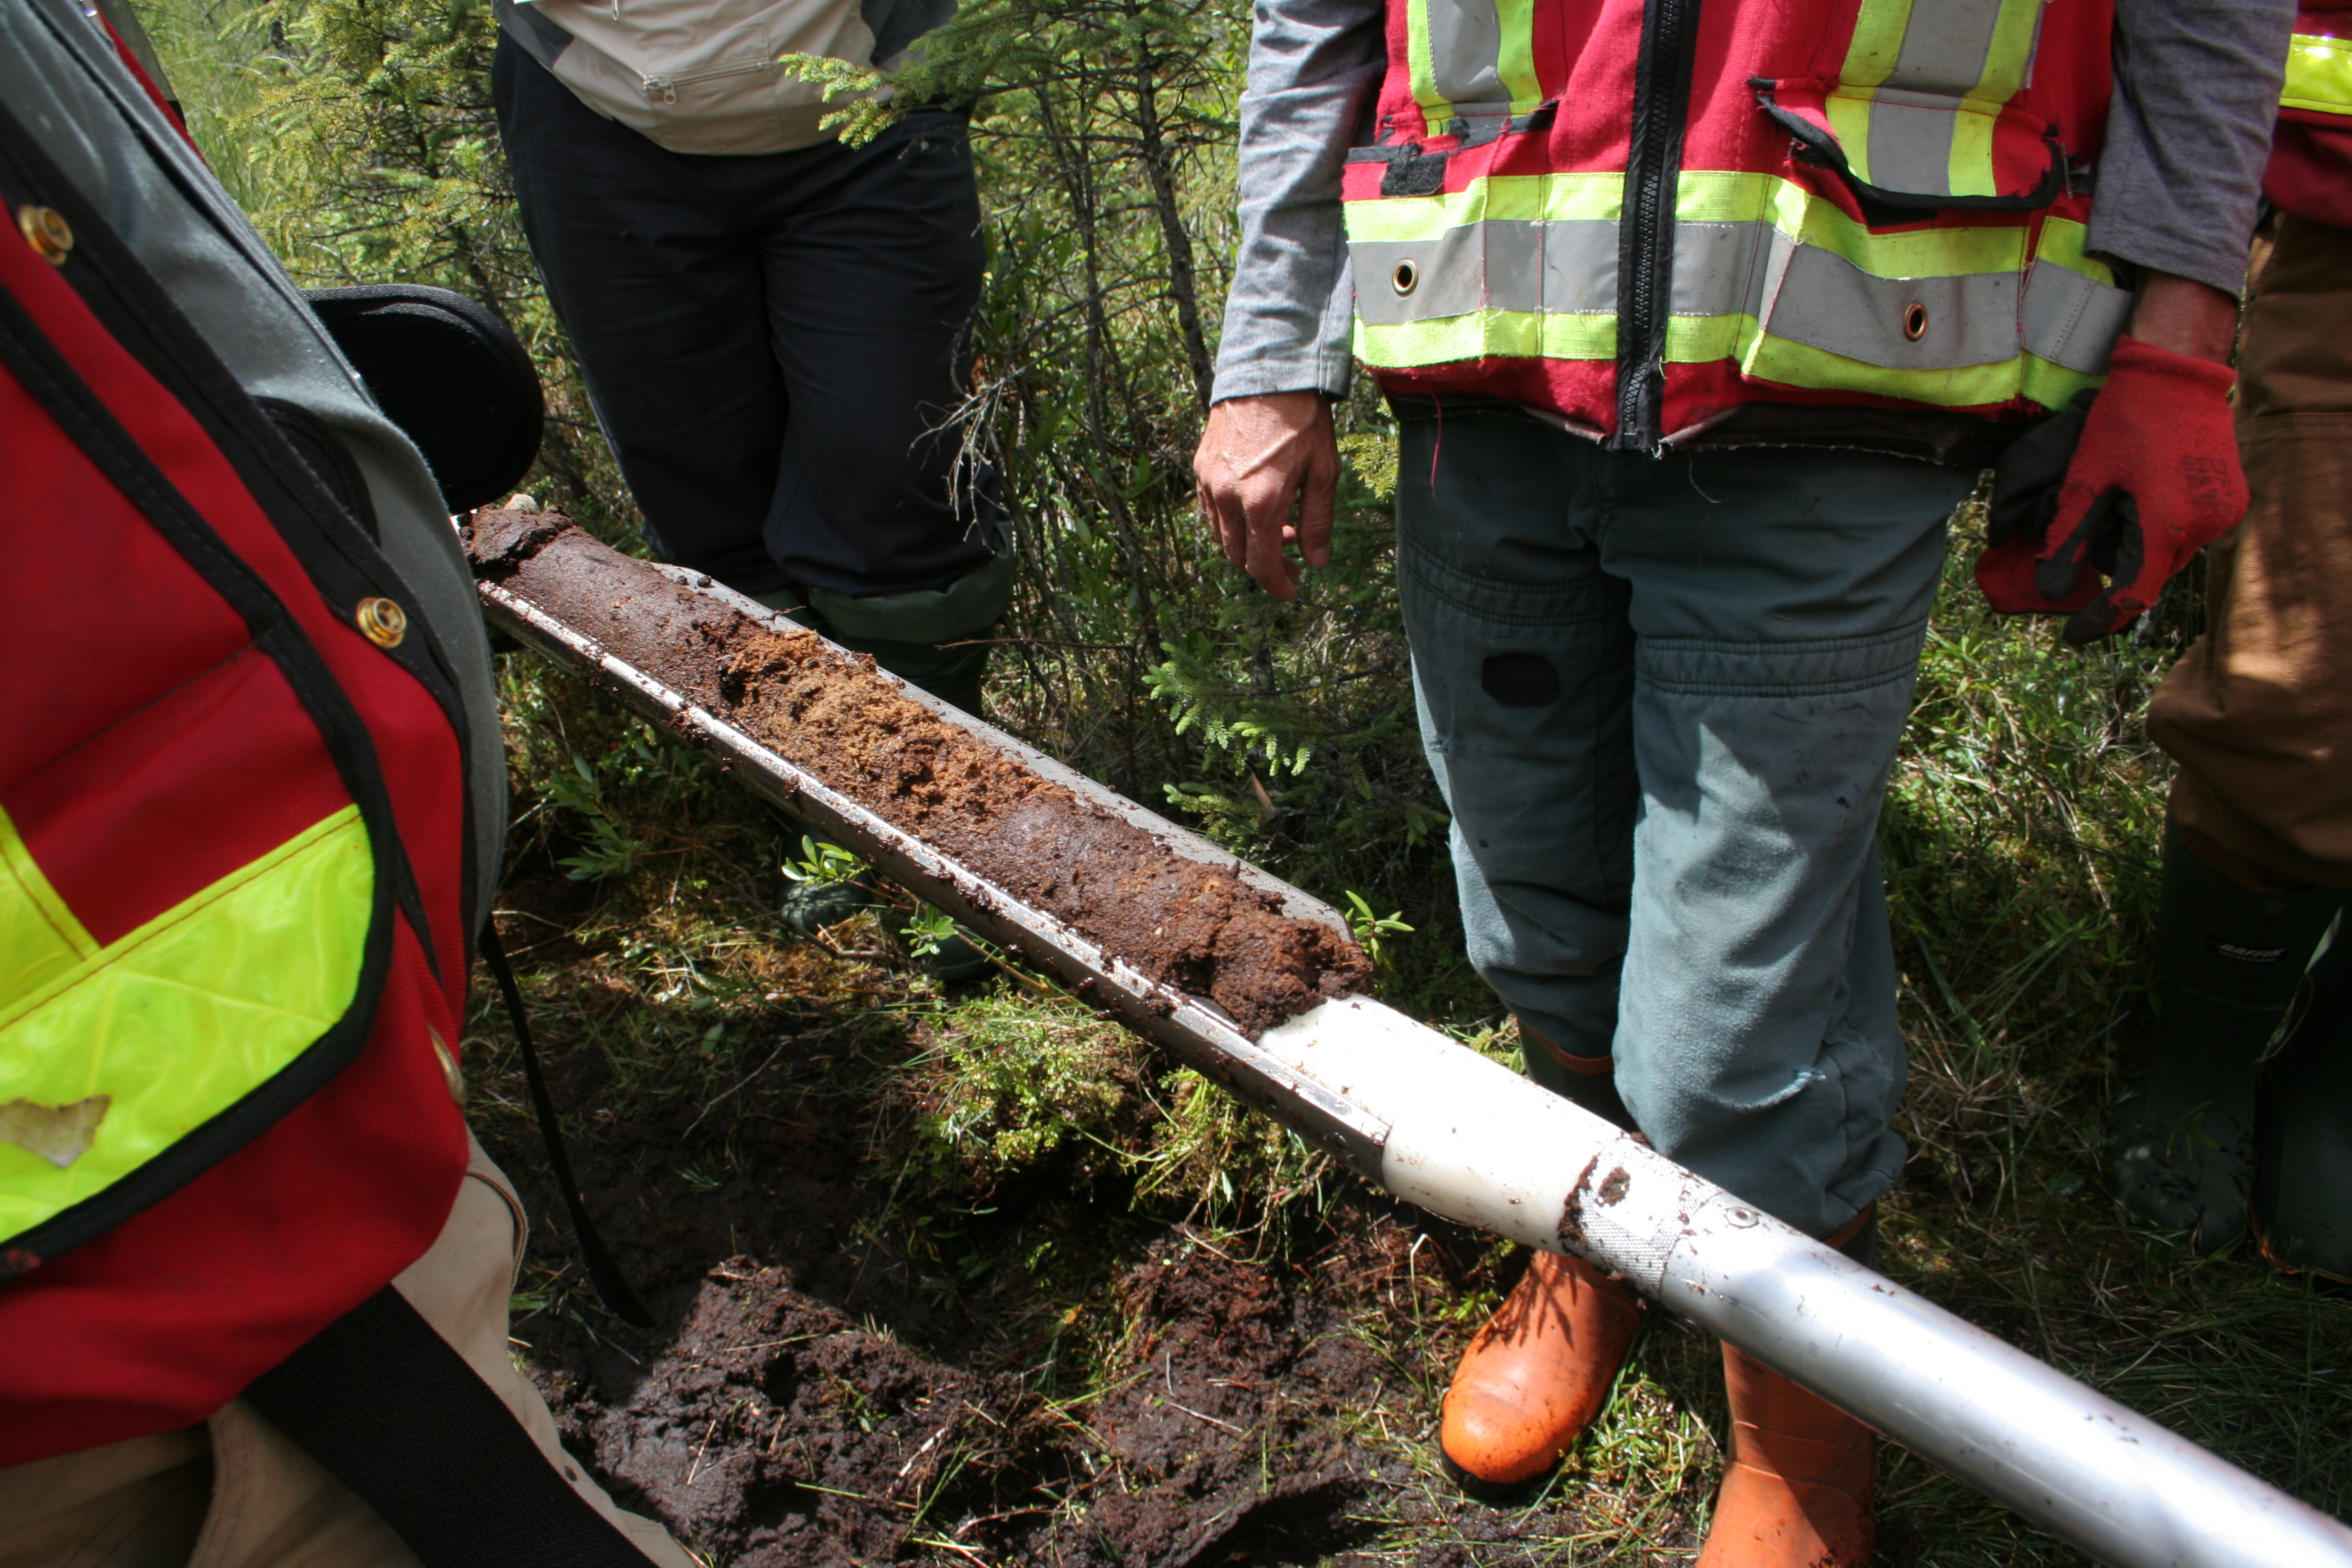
[2147,215,2352,890]
[0,1137,695,1568]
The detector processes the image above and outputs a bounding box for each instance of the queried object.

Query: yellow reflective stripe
[1842,0,1915,88]
[1349,169,2029,274]
[1341,171,1622,241]
[1494,0,1542,114]
[1355,310,1616,368]
[1360,304,2100,412]
[1831,0,2044,195]
[1826,90,1879,185]
[0,805,97,1006]
[0,804,371,1239]
[2027,216,2116,284]
[1946,101,1998,197]
[1679,170,2027,276]
[1405,0,1452,128]
[2285,32,2352,115]
[1350,172,2112,411]
[1971,0,2044,101]
[1738,329,2102,408]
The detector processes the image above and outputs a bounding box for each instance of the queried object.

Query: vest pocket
[1753,78,2066,214]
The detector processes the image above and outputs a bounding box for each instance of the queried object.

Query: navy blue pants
[493,39,996,602]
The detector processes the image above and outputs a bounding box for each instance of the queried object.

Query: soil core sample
[466,512,1371,1036]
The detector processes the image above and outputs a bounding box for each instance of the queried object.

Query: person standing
[2110,4,2352,1277]
[492,0,1007,714]
[1192,0,2289,1561]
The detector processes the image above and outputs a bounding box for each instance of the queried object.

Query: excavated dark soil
[476,1011,1567,1568]
[467,511,1369,1036]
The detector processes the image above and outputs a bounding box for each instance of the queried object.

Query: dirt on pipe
[466,510,1371,1036]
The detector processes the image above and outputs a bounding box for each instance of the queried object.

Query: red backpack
[0,95,475,1463]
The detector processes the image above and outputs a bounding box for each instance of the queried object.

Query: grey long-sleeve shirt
[1208,0,2293,404]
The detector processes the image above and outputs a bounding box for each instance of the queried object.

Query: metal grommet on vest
[1902,301,1929,342]
[1392,259,1420,297]
[355,595,408,648]
[17,204,71,266]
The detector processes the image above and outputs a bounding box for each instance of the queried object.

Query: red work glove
[1975,336,2247,643]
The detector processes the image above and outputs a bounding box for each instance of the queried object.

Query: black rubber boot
[2253,908,2352,1280]
[1520,1022,1633,1130]
[2108,832,2343,1252]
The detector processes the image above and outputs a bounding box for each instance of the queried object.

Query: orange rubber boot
[1439,1250,1646,1488]
[1695,1345,1875,1568]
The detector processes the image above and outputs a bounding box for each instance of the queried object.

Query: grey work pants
[1394,402,1972,1237]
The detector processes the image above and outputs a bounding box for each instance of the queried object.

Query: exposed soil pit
[466,511,1369,1037]
[475,1015,1686,1568]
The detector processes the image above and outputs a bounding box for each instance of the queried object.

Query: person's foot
[1438,1250,1646,1491]
[1695,1345,1874,1568]
[2253,910,2352,1279]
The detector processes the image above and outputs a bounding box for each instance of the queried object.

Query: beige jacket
[500,0,895,154]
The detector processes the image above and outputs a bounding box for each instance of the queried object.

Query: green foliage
[1343,889,1412,970]
[898,904,958,960]
[781,835,870,892]
[544,752,643,882]
[894,995,1141,1189]
[770,52,894,144]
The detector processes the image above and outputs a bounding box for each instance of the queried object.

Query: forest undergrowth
[142,0,2352,1561]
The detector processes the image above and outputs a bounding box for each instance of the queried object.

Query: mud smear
[467,512,1369,1037]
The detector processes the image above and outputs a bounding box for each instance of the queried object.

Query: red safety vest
[2268,5,2352,229]
[1341,0,2128,449]
[0,113,474,1463]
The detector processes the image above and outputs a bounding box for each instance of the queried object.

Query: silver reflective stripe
[1884,0,2007,95]
[1761,240,2019,370]
[1424,0,1505,118]
[2019,260,2132,375]
[1348,220,1617,326]
[1671,220,1774,318]
[1865,91,1961,197]
[1349,212,2131,374]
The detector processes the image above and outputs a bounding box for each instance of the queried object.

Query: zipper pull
[641,74,677,103]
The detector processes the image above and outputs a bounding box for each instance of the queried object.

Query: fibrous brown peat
[466,512,1371,1036]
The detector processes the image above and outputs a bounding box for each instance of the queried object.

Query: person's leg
[491,38,791,595]
[1596,443,1971,1241]
[1394,401,1639,1096]
[1563,445,1957,1568]
[2133,213,2352,1260]
[752,108,1004,711]
[1394,400,1646,1490]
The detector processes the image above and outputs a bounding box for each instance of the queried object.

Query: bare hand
[2126,271,2240,365]
[1192,391,1340,601]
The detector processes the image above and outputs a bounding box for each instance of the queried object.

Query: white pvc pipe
[1256,998,2352,1568]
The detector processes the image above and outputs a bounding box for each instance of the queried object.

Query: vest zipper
[640,58,777,103]
[1610,0,1704,453]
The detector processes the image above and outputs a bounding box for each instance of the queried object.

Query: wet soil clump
[486,1038,1491,1568]
[467,512,1369,1036]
